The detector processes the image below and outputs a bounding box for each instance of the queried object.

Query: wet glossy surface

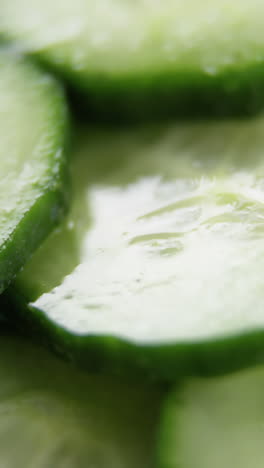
[0,52,62,244]
[18,116,264,343]
[0,50,67,292]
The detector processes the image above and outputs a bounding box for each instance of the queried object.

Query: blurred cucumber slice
[0,49,68,294]
[1,2,264,119]
[0,334,161,468]
[158,365,264,468]
[10,114,264,379]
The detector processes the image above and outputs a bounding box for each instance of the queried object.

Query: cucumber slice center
[18,116,264,343]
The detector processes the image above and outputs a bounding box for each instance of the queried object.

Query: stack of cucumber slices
[1,1,264,466]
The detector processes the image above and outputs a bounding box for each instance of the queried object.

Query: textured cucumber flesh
[158,365,264,468]
[0,49,68,294]
[2,1,264,118]
[0,334,161,468]
[10,114,264,378]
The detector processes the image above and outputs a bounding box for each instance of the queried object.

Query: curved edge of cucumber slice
[6,113,264,380]
[69,61,264,123]
[0,185,69,293]
[3,1,264,121]
[42,58,264,122]
[2,43,264,122]
[5,288,264,381]
[0,51,70,293]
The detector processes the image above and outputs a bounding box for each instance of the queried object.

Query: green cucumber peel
[2,1,264,119]
[0,48,69,294]
[8,115,264,379]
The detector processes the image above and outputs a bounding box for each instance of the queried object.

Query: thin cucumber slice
[158,366,264,468]
[1,2,264,119]
[0,334,161,468]
[0,49,68,294]
[9,115,264,379]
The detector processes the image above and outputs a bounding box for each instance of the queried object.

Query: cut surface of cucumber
[2,1,264,118]
[158,365,264,468]
[0,48,68,294]
[0,334,161,468]
[11,115,264,377]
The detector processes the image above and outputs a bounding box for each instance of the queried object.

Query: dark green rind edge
[4,288,264,383]
[25,56,264,123]
[156,383,183,468]
[0,53,70,294]
[67,63,264,123]
[1,36,264,121]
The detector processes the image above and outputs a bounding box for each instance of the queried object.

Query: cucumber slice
[0,49,68,295]
[0,334,161,468]
[1,1,264,119]
[158,365,264,468]
[9,115,264,379]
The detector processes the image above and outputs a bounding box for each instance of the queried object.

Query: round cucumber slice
[0,49,68,294]
[158,366,264,468]
[9,115,264,379]
[1,1,264,119]
[0,334,161,467]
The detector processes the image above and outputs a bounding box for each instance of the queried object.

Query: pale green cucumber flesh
[158,365,264,468]
[0,49,68,293]
[0,334,161,468]
[11,115,264,372]
[2,1,264,117]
